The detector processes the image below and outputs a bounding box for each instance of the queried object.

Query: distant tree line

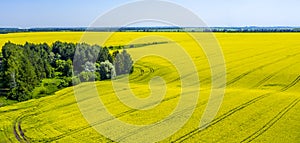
[0,41,133,101]
[1,27,300,34]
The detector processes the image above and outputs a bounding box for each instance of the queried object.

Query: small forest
[0,41,133,101]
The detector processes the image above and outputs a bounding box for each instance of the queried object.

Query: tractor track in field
[115,99,210,142]
[196,44,289,73]
[241,98,300,143]
[39,82,141,115]
[12,118,22,142]
[167,43,290,83]
[280,75,300,91]
[0,87,74,115]
[176,45,298,86]
[55,72,299,142]
[181,39,279,61]
[38,89,195,142]
[171,74,300,142]
[220,51,300,87]
[171,93,271,143]
[250,62,300,89]
[3,125,14,143]
[250,62,296,88]
[22,54,299,142]
[224,45,289,65]
[148,44,295,86]
[163,45,287,85]
[14,64,158,142]
[130,66,144,79]
[199,50,299,87]
[213,45,288,68]
[127,63,158,83]
[0,107,30,114]
[13,115,29,143]
[9,46,299,142]
[132,64,155,81]
[107,73,300,141]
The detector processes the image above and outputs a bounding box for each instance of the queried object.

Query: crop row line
[172,73,300,142]
[171,93,271,143]
[250,61,297,88]
[39,90,193,141]
[240,98,300,143]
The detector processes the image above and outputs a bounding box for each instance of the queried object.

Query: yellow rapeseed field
[0,32,299,142]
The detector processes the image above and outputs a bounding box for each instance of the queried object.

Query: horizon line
[1,26,300,29]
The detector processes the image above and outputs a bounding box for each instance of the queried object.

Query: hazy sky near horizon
[1,0,299,28]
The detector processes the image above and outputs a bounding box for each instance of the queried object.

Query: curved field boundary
[240,98,300,143]
[172,74,300,142]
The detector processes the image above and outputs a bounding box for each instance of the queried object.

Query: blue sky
[1,0,299,28]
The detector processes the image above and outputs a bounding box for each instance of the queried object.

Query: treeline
[0,28,87,34]
[0,41,133,101]
[117,27,300,32]
[1,27,300,34]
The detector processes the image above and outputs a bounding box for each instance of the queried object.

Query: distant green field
[0,32,300,142]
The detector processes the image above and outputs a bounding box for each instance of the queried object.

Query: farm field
[0,32,300,142]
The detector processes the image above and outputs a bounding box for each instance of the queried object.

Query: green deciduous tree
[99,60,116,80]
[0,41,133,101]
[114,50,133,75]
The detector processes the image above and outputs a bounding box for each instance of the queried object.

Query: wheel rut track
[240,98,300,143]
[23,62,300,142]
[37,90,195,142]
[180,47,300,86]
[115,99,210,142]
[220,51,300,87]
[115,73,300,141]
[200,44,289,72]
[239,74,300,143]
[171,93,271,143]
[171,74,300,143]
[13,114,29,143]
[12,124,21,142]
[130,63,156,82]
[12,47,300,142]
[250,61,298,88]
[15,64,158,142]
[2,125,14,142]
[280,75,300,92]
[155,44,289,85]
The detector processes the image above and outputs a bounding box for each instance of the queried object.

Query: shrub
[78,71,95,82]
[72,76,81,86]
[39,86,47,94]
